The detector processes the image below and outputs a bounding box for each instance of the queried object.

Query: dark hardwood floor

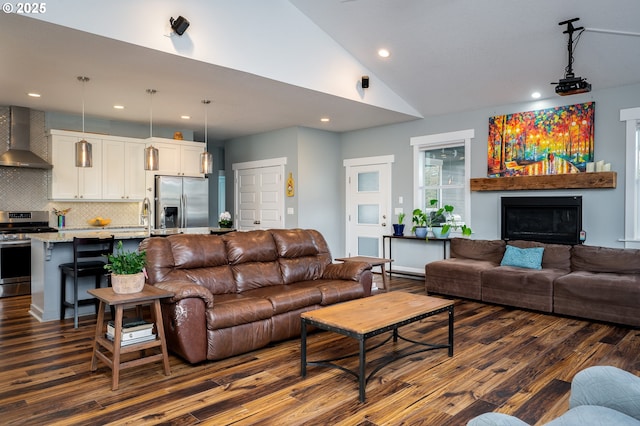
[1,274,639,425]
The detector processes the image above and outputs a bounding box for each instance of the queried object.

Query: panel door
[346,163,391,258]
[236,165,284,230]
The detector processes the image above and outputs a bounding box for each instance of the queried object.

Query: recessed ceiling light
[27,93,41,98]
[378,48,390,58]
[113,105,125,110]
[531,92,541,99]
[320,117,330,123]
[181,115,191,120]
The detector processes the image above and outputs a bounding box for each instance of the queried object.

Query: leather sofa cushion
[572,245,640,273]
[224,230,279,264]
[170,234,228,269]
[232,262,284,292]
[205,294,274,329]
[183,266,235,295]
[450,238,506,263]
[508,240,571,270]
[271,229,318,258]
[243,285,323,314]
[279,257,325,284]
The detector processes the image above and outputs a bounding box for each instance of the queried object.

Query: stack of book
[106,317,156,346]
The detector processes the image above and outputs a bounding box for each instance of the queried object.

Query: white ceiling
[0,0,639,141]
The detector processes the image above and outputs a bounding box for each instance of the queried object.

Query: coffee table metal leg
[300,319,307,377]
[359,338,366,402]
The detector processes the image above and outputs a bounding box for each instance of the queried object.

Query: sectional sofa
[141,229,372,363]
[425,238,640,327]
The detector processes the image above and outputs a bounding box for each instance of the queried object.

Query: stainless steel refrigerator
[155,175,209,229]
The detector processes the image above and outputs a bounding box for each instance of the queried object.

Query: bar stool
[60,236,115,328]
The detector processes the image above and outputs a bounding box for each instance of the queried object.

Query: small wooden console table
[88,285,174,390]
[383,235,450,276]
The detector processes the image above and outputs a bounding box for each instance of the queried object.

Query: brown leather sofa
[141,229,372,363]
[426,238,640,327]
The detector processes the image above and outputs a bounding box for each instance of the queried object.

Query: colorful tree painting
[487,102,594,177]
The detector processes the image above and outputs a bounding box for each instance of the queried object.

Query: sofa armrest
[570,366,640,420]
[323,261,372,281]
[154,280,214,309]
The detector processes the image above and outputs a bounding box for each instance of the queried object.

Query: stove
[0,211,58,240]
[0,211,58,297]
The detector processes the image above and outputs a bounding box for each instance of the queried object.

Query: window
[411,129,474,233]
[621,107,640,248]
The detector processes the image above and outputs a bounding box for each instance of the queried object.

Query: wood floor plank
[1,276,639,425]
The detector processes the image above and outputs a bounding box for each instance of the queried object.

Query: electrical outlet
[394,207,404,215]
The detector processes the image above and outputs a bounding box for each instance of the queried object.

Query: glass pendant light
[144,89,159,171]
[75,76,92,167]
[200,99,213,174]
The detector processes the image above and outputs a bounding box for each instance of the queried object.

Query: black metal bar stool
[60,236,115,328]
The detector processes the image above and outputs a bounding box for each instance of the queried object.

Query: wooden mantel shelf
[470,171,616,191]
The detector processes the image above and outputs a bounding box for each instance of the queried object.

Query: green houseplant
[412,208,428,238]
[393,212,406,236]
[104,241,147,294]
[430,203,472,238]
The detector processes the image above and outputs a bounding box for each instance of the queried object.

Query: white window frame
[621,107,640,248]
[410,129,474,233]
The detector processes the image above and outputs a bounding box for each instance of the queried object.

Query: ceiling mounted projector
[552,18,591,96]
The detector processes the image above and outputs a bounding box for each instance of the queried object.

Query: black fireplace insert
[501,196,582,245]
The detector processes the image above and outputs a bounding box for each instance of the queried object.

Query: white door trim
[344,154,395,167]
[232,156,287,170]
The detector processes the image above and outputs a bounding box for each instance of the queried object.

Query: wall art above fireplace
[488,102,595,177]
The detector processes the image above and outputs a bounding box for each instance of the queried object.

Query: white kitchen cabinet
[50,133,103,200]
[146,138,205,177]
[102,138,146,200]
[180,144,206,176]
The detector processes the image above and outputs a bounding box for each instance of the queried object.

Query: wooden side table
[88,285,174,390]
[335,256,393,291]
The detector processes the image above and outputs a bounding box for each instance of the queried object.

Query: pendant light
[75,76,92,167]
[144,89,159,171]
[200,99,213,174]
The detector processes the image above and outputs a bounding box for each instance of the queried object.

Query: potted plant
[219,211,233,228]
[393,212,406,236]
[430,203,472,239]
[104,241,147,294]
[411,208,428,238]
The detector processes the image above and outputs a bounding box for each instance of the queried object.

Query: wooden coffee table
[300,292,454,402]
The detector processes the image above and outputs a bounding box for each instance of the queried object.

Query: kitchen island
[29,227,235,322]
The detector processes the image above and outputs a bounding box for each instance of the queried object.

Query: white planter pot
[111,272,145,294]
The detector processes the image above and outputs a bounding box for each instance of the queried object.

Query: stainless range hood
[0,106,52,169]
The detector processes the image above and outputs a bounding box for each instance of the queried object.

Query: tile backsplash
[0,106,142,227]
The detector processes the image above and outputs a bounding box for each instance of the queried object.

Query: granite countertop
[29,227,235,243]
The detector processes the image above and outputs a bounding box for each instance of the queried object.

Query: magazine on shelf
[105,333,157,346]
[107,317,154,336]
[107,326,154,341]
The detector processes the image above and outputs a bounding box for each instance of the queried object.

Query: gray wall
[224,82,639,271]
[341,82,640,249]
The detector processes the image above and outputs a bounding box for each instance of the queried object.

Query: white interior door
[345,160,392,258]
[235,165,284,230]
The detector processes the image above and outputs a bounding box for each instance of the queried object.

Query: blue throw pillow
[500,245,544,270]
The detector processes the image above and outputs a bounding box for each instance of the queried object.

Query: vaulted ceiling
[0,0,638,140]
